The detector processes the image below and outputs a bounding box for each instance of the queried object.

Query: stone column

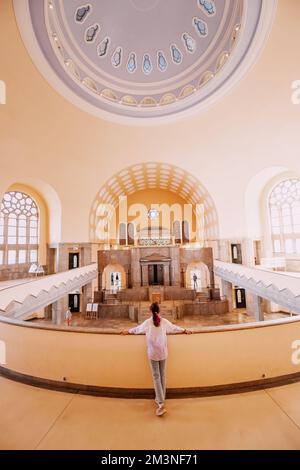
[246,291,264,321]
[98,271,102,291]
[209,268,215,289]
[81,244,92,266]
[52,296,69,325]
[218,240,231,263]
[126,268,131,288]
[141,264,149,286]
[263,299,272,314]
[82,282,93,316]
[57,244,69,272]
[170,247,180,286]
[131,248,141,287]
[180,267,186,288]
[221,279,233,312]
[163,264,170,286]
[44,304,52,320]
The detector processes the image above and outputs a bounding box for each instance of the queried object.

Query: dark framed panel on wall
[69,252,79,269]
[231,244,242,264]
[69,293,80,312]
[235,287,246,309]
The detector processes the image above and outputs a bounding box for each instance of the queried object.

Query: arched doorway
[185,262,210,291]
[102,263,126,291]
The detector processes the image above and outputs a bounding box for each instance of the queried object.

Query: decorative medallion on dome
[170,44,182,65]
[85,23,99,42]
[127,53,137,74]
[182,33,196,53]
[111,47,122,68]
[143,54,152,75]
[98,37,109,57]
[75,4,91,23]
[193,17,208,37]
[157,51,168,72]
[198,0,216,16]
[14,0,277,122]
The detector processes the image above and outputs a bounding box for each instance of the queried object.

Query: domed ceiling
[14,0,276,123]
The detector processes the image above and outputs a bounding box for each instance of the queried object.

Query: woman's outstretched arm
[164,319,192,334]
[121,319,148,335]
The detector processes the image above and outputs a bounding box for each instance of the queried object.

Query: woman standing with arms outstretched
[122,302,191,417]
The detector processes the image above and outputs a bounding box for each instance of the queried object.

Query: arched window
[0,191,39,266]
[269,178,300,255]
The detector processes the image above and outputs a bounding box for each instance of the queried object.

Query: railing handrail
[214,260,300,297]
[0,264,97,311]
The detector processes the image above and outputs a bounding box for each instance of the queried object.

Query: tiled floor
[1,376,300,449]
[32,308,289,331]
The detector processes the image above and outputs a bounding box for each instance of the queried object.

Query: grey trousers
[149,359,166,405]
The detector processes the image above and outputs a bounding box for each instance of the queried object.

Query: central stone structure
[97,246,217,303]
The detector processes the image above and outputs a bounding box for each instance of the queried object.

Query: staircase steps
[196,292,210,302]
[138,304,175,323]
[103,292,120,304]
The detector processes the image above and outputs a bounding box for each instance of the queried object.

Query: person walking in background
[65,307,72,326]
[193,273,198,290]
[122,302,191,417]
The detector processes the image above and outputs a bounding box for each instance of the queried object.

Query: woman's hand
[121,330,129,335]
[184,329,193,335]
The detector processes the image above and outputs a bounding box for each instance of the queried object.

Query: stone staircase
[195,291,210,302]
[103,291,120,304]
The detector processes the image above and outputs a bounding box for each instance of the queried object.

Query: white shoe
[156,404,166,417]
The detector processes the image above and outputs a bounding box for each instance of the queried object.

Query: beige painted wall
[0,0,300,245]
[1,319,300,388]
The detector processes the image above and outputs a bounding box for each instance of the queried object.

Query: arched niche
[185,262,210,291]
[102,263,126,291]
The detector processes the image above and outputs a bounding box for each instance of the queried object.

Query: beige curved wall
[1,319,300,389]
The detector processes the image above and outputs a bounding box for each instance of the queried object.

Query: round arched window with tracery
[269,179,300,255]
[0,191,39,266]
